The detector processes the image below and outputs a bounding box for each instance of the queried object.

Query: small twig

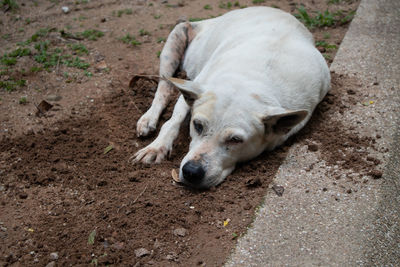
[56,56,61,75]
[132,181,150,204]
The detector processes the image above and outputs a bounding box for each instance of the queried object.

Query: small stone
[173,228,187,237]
[61,6,69,14]
[307,143,319,152]
[346,89,356,95]
[111,241,124,250]
[49,252,58,260]
[46,95,62,102]
[134,248,150,258]
[369,170,383,179]
[166,252,177,261]
[272,185,284,196]
[245,177,262,188]
[46,262,56,267]
[95,60,108,71]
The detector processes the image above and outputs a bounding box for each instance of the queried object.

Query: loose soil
[0,0,376,266]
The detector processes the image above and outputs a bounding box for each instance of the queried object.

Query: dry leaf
[171,169,179,182]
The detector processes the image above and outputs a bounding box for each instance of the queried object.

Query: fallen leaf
[223,219,230,227]
[104,145,113,154]
[171,169,179,182]
[88,230,96,245]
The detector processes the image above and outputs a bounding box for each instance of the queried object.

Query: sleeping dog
[133,7,330,188]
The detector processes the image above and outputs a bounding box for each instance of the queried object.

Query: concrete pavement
[226,0,400,265]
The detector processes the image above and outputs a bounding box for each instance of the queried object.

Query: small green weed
[69,43,89,55]
[315,40,337,50]
[19,96,27,104]
[30,66,42,72]
[252,0,265,3]
[79,29,104,40]
[1,56,17,66]
[119,34,142,47]
[116,8,133,17]
[157,37,166,43]
[295,6,337,29]
[2,34,11,40]
[189,17,206,22]
[0,79,26,92]
[0,0,19,12]
[323,32,331,39]
[154,14,161,19]
[84,70,92,77]
[204,4,212,10]
[139,29,150,36]
[156,51,161,58]
[219,2,232,9]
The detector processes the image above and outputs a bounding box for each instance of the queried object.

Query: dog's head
[169,78,308,188]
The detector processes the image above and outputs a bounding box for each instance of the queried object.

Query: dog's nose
[182,161,205,184]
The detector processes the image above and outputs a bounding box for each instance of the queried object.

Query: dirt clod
[134,248,150,258]
[272,185,285,197]
[307,143,319,152]
[173,228,188,237]
[369,170,383,179]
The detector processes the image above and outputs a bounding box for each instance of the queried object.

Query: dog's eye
[226,136,243,145]
[193,120,203,134]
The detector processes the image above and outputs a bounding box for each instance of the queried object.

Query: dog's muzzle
[182,160,205,185]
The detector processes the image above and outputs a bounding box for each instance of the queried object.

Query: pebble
[173,228,187,237]
[46,261,56,267]
[61,6,69,14]
[49,252,59,260]
[134,248,150,258]
[46,95,62,102]
[307,143,319,152]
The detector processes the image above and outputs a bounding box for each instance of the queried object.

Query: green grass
[204,4,212,10]
[157,37,166,43]
[219,2,232,9]
[119,34,142,47]
[156,51,161,58]
[252,0,265,3]
[19,96,27,104]
[0,79,26,92]
[315,40,338,50]
[79,29,104,40]
[139,29,150,36]
[323,32,331,39]
[189,17,206,22]
[69,43,89,55]
[0,0,19,11]
[116,8,133,17]
[154,14,161,19]
[295,6,338,29]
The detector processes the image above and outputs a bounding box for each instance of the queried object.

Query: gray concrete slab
[226,0,400,265]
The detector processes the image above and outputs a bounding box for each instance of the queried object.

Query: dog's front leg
[136,22,193,137]
[133,95,190,163]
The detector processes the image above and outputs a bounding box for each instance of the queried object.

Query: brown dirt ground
[0,0,377,266]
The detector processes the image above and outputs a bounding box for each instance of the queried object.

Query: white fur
[133,7,330,188]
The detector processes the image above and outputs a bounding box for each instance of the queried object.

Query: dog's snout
[182,161,205,184]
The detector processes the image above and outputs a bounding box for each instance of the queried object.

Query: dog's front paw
[136,112,158,137]
[132,143,170,164]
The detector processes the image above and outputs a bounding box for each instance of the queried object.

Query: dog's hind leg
[136,22,194,137]
[133,95,189,163]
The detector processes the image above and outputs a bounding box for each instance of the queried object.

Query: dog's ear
[167,77,201,106]
[263,109,308,135]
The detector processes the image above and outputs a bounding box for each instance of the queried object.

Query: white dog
[133,7,330,188]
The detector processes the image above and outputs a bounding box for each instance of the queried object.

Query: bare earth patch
[0,0,374,266]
